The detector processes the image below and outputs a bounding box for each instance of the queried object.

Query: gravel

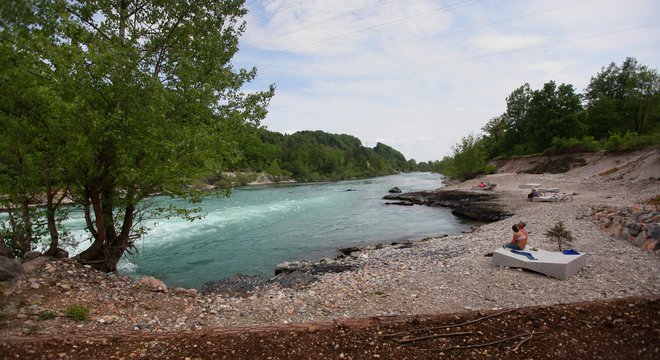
[1,170,658,337]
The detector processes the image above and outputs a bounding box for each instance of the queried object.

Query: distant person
[479,181,485,188]
[527,189,540,200]
[504,224,527,250]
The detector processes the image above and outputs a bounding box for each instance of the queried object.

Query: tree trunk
[44,171,60,257]
[76,187,137,273]
[20,198,33,255]
[77,186,110,268]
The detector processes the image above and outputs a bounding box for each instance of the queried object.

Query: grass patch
[66,305,89,322]
[38,310,57,321]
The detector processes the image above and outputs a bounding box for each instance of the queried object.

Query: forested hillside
[435,57,660,181]
[231,129,425,182]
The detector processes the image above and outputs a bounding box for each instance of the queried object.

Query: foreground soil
[2,296,657,359]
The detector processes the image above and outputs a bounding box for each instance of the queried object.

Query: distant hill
[230,129,426,182]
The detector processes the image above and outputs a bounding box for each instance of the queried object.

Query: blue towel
[562,249,580,255]
[511,249,537,260]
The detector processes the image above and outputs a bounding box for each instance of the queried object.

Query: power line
[243,0,481,62]
[248,0,308,24]
[270,0,592,70]
[275,23,660,90]
[247,0,402,48]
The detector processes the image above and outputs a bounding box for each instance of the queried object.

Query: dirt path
[2,296,657,359]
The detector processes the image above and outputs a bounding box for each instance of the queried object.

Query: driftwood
[396,331,472,344]
[380,308,517,339]
[415,331,542,351]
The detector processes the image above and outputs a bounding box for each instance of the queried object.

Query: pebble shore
[1,170,659,336]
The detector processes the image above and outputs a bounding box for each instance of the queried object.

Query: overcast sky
[233,0,660,162]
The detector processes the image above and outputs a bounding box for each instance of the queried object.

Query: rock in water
[201,273,265,297]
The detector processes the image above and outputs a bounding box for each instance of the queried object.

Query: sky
[233,0,660,162]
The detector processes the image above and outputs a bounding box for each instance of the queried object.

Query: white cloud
[236,0,660,162]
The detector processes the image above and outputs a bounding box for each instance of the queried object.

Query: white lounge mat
[531,195,555,202]
[492,247,586,280]
[519,183,541,188]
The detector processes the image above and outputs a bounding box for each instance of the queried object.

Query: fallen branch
[397,331,472,344]
[511,333,534,352]
[380,308,517,339]
[415,331,543,352]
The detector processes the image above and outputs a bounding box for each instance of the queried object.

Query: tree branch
[397,331,472,344]
[415,331,543,352]
[67,8,113,42]
[380,308,517,339]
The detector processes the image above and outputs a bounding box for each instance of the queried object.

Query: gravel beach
[1,151,659,339]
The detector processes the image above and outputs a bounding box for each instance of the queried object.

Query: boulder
[388,187,402,193]
[0,243,13,258]
[136,276,168,292]
[648,223,660,241]
[23,251,41,261]
[201,273,264,297]
[54,248,69,259]
[0,257,25,282]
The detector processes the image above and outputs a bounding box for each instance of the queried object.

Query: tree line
[229,129,421,183]
[434,57,660,181]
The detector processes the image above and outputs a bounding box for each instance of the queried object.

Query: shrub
[66,305,89,322]
[544,221,574,251]
[38,310,57,320]
[483,164,497,174]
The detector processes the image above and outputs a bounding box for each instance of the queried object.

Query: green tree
[584,57,660,138]
[525,81,584,153]
[502,83,533,154]
[0,22,71,256]
[1,0,273,271]
[439,134,487,181]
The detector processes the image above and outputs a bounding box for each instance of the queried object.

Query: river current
[61,173,474,289]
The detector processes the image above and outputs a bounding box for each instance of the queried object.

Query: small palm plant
[545,221,574,251]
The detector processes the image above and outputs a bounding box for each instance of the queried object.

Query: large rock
[0,257,25,282]
[384,189,513,222]
[0,243,13,258]
[201,273,264,297]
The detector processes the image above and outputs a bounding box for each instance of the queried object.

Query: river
[60,173,475,288]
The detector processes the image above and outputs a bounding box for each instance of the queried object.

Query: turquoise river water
[57,173,475,289]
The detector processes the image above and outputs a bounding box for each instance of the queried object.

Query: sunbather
[503,224,528,250]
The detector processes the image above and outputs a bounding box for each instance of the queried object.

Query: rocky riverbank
[1,150,659,341]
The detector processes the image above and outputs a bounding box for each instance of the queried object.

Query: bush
[483,164,498,174]
[545,221,574,251]
[66,305,89,322]
[38,310,57,320]
[545,136,602,155]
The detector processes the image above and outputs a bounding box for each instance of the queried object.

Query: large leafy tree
[525,81,583,153]
[500,83,532,155]
[1,0,273,271]
[584,57,660,138]
[0,19,70,256]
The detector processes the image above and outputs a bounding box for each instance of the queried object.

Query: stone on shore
[136,276,168,292]
[0,256,24,282]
